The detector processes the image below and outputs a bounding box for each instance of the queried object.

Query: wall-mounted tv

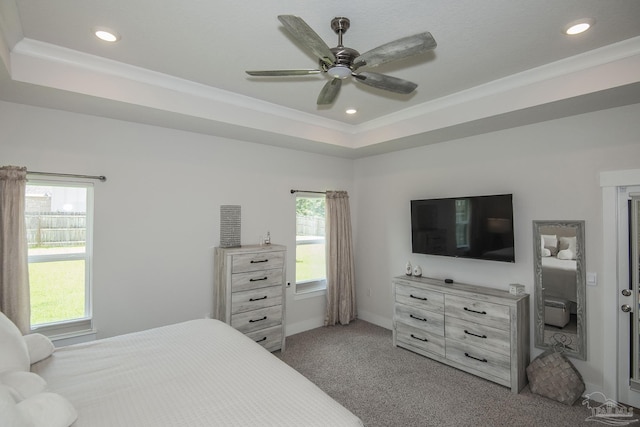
[411,194,515,262]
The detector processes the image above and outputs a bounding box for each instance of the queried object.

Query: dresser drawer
[395,321,445,357]
[215,245,287,353]
[231,285,282,314]
[395,283,444,314]
[246,325,282,352]
[445,294,510,331]
[445,316,510,356]
[232,251,284,273]
[395,303,444,336]
[231,305,282,334]
[231,269,284,292]
[445,338,510,383]
[391,276,529,393]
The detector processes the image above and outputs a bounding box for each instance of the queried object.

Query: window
[295,195,326,293]
[26,180,94,336]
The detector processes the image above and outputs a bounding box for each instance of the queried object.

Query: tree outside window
[295,195,326,293]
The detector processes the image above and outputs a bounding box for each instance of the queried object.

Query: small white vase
[405,261,412,276]
[413,265,422,277]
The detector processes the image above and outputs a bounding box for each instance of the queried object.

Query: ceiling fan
[246,15,437,105]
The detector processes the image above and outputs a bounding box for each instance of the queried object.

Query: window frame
[295,193,327,295]
[26,178,94,338]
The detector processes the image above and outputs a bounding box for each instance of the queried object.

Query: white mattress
[541,256,577,302]
[32,319,363,427]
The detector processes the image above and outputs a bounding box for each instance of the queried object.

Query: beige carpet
[276,319,639,427]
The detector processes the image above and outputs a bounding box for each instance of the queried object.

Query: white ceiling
[1,0,639,158]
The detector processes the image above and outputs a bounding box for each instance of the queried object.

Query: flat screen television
[411,194,515,262]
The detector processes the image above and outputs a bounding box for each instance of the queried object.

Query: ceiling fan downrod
[331,17,350,47]
[326,17,359,79]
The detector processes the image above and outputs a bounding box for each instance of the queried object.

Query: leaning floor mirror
[533,220,586,360]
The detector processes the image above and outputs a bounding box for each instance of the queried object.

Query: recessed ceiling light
[564,18,594,35]
[93,28,120,42]
[345,109,357,115]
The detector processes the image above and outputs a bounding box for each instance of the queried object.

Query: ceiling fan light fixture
[564,18,594,35]
[327,65,352,79]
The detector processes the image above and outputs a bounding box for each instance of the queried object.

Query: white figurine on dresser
[214,244,286,352]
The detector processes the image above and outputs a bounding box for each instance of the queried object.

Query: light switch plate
[586,272,597,286]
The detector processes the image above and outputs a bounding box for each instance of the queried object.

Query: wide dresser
[215,244,286,352]
[392,275,529,393]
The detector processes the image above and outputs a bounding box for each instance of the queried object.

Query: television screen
[411,194,515,262]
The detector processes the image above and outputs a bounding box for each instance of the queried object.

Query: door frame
[601,169,640,400]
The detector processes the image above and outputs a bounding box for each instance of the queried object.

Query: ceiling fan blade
[278,15,336,66]
[353,32,437,70]
[317,79,342,105]
[353,71,417,94]
[246,69,321,76]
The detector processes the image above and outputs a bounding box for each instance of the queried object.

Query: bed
[1,314,364,427]
[541,255,577,302]
[540,232,578,303]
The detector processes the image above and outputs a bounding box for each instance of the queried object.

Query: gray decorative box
[220,205,241,248]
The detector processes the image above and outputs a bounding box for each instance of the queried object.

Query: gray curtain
[325,190,356,326]
[0,165,30,333]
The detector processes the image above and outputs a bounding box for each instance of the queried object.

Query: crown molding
[3,30,640,154]
[352,36,640,147]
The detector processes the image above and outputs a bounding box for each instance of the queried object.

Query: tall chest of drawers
[214,244,286,352]
[392,276,529,393]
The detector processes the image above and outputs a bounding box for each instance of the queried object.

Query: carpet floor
[276,319,639,427]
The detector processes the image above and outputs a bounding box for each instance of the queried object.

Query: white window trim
[27,178,94,336]
[295,193,327,295]
[296,279,327,295]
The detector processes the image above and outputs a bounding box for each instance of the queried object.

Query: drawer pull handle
[250,277,268,282]
[410,294,428,301]
[249,316,267,323]
[464,352,488,363]
[250,259,268,264]
[464,330,487,339]
[250,296,268,302]
[410,334,428,342]
[256,337,267,343]
[463,307,487,315]
[410,314,427,322]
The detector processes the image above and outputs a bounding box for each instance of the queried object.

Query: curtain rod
[290,189,326,194]
[27,171,107,182]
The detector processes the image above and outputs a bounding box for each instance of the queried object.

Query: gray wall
[352,102,640,393]
[0,100,353,338]
[2,99,640,395]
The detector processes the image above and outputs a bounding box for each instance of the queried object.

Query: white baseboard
[286,316,325,336]
[286,311,392,336]
[582,381,618,404]
[356,310,392,330]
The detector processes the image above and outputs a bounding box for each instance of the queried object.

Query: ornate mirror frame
[533,220,586,360]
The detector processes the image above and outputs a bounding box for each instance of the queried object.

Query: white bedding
[541,256,577,303]
[32,319,363,427]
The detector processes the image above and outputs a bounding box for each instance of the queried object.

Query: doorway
[617,187,640,406]
[601,170,640,406]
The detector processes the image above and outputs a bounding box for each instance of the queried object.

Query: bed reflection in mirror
[533,220,586,360]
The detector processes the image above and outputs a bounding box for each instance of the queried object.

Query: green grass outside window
[29,260,86,325]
